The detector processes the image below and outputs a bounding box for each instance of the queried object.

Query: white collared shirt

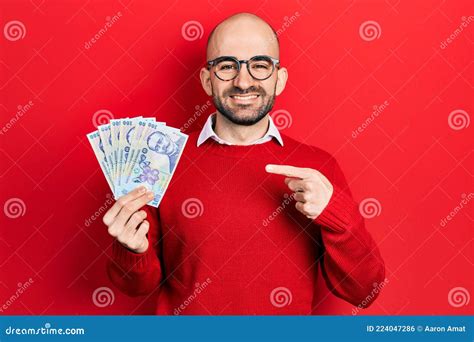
[197,113,284,147]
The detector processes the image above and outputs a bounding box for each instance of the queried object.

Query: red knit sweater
[106,131,385,315]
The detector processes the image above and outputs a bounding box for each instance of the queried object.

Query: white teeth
[233,95,258,100]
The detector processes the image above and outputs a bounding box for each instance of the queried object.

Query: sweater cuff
[111,239,155,272]
[314,185,360,233]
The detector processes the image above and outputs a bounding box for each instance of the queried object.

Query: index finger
[265,164,312,179]
[103,186,147,226]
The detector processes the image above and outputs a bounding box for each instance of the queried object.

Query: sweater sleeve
[106,205,163,297]
[314,156,385,308]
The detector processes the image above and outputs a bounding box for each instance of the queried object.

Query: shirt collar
[197,113,284,147]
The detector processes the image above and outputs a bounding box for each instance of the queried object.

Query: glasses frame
[206,55,280,81]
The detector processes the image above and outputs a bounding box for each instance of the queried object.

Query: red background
[0,0,472,315]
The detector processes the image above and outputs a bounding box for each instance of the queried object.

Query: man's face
[201,15,288,126]
[210,60,278,126]
[148,132,175,155]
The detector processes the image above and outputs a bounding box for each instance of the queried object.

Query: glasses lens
[248,57,274,80]
[215,59,239,80]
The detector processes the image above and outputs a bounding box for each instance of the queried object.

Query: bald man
[103,13,386,315]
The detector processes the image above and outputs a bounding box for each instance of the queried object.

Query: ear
[200,67,213,96]
[275,67,288,96]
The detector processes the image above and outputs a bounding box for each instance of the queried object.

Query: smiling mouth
[229,94,260,103]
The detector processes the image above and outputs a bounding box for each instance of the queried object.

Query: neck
[214,112,270,145]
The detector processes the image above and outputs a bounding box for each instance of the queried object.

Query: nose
[232,63,254,90]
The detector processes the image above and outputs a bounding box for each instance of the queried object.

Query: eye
[219,63,237,70]
[252,63,270,69]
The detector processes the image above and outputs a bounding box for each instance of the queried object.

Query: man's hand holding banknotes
[87,117,187,253]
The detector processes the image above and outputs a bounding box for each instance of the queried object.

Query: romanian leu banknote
[87,117,188,207]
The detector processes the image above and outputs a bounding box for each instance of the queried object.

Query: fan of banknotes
[87,117,188,207]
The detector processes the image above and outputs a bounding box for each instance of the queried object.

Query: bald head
[206,13,279,61]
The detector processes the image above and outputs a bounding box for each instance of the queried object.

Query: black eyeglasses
[206,55,280,81]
